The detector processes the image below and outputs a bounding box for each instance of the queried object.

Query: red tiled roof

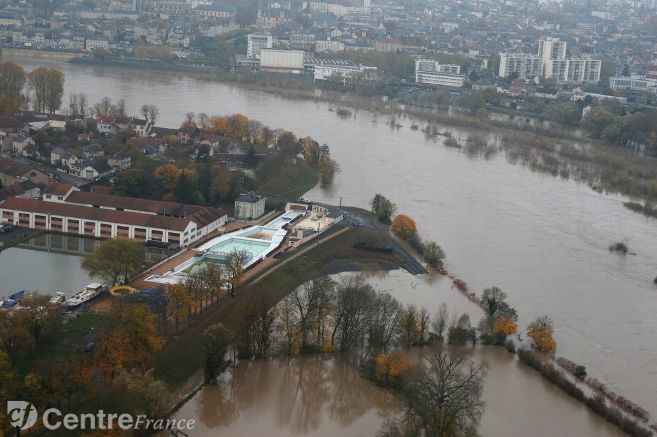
[0,184,25,202]
[66,191,219,219]
[0,157,33,178]
[43,182,75,196]
[1,197,194,231]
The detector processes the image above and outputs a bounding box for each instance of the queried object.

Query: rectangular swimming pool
[207,238,271,257]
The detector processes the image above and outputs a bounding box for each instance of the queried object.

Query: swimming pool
[206,238,271,258]
[147,210,306,284]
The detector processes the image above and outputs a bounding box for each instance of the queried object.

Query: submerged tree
[405,346,487,436]
[203,322,232,383]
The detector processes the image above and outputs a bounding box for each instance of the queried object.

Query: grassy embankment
[256,159,319,204]
[152,225,405,388]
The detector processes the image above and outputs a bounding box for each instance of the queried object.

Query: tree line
[112,112,338,205]
[0,61,64,113]
[371,194,446,269]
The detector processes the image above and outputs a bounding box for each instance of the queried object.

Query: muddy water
[172,357,399,437]
[4,55,657,417]
[170,271,625,437]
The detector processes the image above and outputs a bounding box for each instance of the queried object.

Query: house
[107,154,132,170]
[234,192,266,220]
[0,157,49,187]
[0,180,41,204]
[42,182,78,203]
[177,126,200,144]
[131,118,150,137]
[97,116,151,137]
[12,135,35,156]
[50,147,78,167]
[69,159,112,180]
[81,143,105,159]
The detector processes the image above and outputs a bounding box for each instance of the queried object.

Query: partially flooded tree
[203,322,232,383]
[527,315,556,353]
[330,275,376,353]
[432,303,449,340]
[405,346,487,436]
[368,292,403,355]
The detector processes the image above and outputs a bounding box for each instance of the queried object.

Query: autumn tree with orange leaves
[527,315,556,353]
[391,214,417,240]
[375,352,411,386]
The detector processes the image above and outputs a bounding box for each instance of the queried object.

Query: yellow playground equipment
[109,285,138,296]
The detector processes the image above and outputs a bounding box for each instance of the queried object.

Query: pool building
[146,210,305,284]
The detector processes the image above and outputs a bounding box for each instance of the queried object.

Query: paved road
[319,204,428,275]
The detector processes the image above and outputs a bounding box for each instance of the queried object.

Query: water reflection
[180,356,400,436]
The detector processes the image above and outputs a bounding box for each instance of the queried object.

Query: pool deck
[133,210,305,287]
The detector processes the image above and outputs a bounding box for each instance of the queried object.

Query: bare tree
[330,275,376,353]
[78,93,88,116]
[185,111,195,126]
[69,93,78,115]
[432,303,449,340]
[141,104,149,120]
[116,98,127,117]
[99,96,112,115]
[368,292,403,355]
[405,346,487,436]
[198,112,209,130]
[147,104,159,126]
[285,276,335,350]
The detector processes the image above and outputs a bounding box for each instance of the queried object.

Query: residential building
[247,32,273,59]
[234,192,265,219]
[499,53,543,79]
[194,3,237,18]
[313,62,378,83]
[499,37,600,83]
[415,59,466,87]
[609,76,657,94]
[315,40,345,53]
[0,157,49,187]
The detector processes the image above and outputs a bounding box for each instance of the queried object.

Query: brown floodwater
[170,349,624,437]
[4,55,656,421]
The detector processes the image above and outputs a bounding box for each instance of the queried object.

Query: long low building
[0,183,226,247]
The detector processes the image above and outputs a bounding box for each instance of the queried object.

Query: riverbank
[2,47,81,61]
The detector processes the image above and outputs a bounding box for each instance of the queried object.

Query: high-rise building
[498,37,600,83]
[247,32,273,59]
[538,37,567,62]
[498,53,543,79]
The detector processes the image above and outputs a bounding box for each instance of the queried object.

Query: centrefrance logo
[7,401,38,430]
[6,401,196,432]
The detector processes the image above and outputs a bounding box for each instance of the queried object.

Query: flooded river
[3,55,657,424]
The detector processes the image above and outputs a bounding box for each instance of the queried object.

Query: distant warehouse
[259,49,305,73]
[0,183,226,247]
